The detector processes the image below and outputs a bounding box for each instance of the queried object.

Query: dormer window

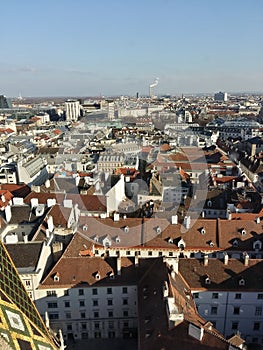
[239,278,245,286]
[123,226,129,233]
[54,273,60,282]
[209,241,214,247]
[240,229,246,236]
[95,272,100,280]
[253,240,262,250]
[168,238,173,244]
[93,235,99,243]
[156,226,161,234]
[177,238,186,250]
[233,239,239,248]
[115,236,120,244]
[201,228,206,235]
[205,275,211,284]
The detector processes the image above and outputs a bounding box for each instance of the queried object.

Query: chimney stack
[204,254,209,266]
[244,253,249,266]
[117,256,122,275]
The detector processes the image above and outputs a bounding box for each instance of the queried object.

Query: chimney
[224,253,229,265]
[134,255,139,267]
[244,253,249,266]
[47,215,54,233]
[117,256,122,275]
[204,254,208,266]
[171,215,178,225]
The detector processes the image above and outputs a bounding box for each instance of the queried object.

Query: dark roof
[5,242,43,269]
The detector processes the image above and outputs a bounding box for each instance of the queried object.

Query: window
[108,321,114,329]
[158,252,162,256]
[65,312,71,319]
[81,323,87,330]
[108,331,115,338]
[212,293,218,299]
[193,293,199,299]
[169,252,173,257]
[148,251,152,256]
[92,288,98,295]
[79,289,84,296]
[93,300,98,307]
[80,312,86,319]
[254,322,260,331]
[126,251,130,256]
[211,307,218,315]
[108,310,113,318]
[94,311,99,318]
[107,299,113,306]
[67,324,72,331]
[95,250,99,254]
[123,299,128,305]
[123,321,129,328]
[25,280,31,287]
[46,290,57,297]
[94,322,100,329]
[64,290,69,296]
[235,293,241,299]
[257,293,263,299]
[79,300,85,307]
[107,288,112,295]
[47,302,58,308]
[49,313,59,320]
[232,322,239,330]
[233,307,240,315]
[122,287,128,294]
[123,310,129,317]
[255,307,262,316]
[64,301,70,308]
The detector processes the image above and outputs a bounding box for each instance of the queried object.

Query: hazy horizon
[1,0,263,97]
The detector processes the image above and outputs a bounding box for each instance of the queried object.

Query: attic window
[233,240,239,248]
[168,238,173,244]
[115,236,120,243]
[239,278,245,286]
[205,275,211,284]
[240,229,246,236]
[95,272,100,280]
[123,226,129,233]
[253,240,262,250]
[178,238,186,250]
[201,228,206,235]
[156,226,161,234]
[83,225,88,231]
[54,273,60,282]
[209,241,214,247]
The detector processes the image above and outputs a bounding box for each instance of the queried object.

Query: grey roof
[5,242,43,269]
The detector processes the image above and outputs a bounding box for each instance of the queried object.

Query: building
[214,92,228,102]
[0,95,12,108]
[178,256,263,345]
[34,232,138,341]
[65,100,80,122]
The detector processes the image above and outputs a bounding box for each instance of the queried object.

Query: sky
[1,0,263,97]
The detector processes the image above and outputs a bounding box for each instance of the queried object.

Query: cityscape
[1,1,263,350]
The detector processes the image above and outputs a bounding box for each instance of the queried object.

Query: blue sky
[1,0,263,97]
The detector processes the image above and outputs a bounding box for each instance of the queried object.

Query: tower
[0,241,61,349]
